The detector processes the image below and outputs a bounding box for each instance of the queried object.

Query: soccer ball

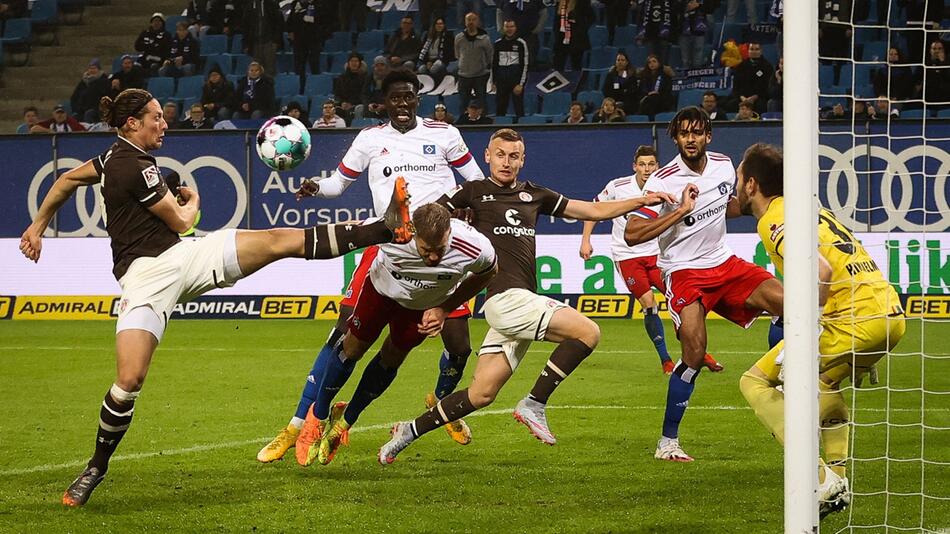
[256,115,312,171]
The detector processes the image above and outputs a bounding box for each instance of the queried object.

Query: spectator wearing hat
[202,63,235,120]
[135,12,172,75]
[242,0,284,76]
[334,52,367,123]
[455,99,493,125]
[31,104,87,133]
[232,60,276,119]
[110,55,146,97]
[313,100,346,128]
[71,58,112,123]
[182,102,214,129]
[282,100,311,125]
[160,21,201,78]
[16,106,39,134]
[429,102,456,124]
[357,56,391,120]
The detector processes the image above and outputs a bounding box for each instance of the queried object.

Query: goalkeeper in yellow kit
[733,143,905,519]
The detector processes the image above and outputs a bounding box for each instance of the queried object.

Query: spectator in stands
[282,100,310,125]
[701,90,726,120]
[729,41,773,113]
[592,96,626,122]
[184,0,213,40]
[357,56,391,120]
[201,64,235,120]
[334,52,367,124]
[338,0,367,32]
[204,0,236,37]
[31,104,86,133]
[918,39,949,111]
[17,106,39,134]
[492,19,529,118]
[769,0,783,58]
[182,102,214,129]
[160,22,201,78]
[430,102,456,124]
[563,100,587,123]
[386,16,422,71]
[679,0,708,70]
[604,0,631,46]
[636,0,674,65]
[243,0,284,76]
[419,0,447,32]
[603,50,639,114]
[163,102,182,129]
[767,57,782,113]
[873,47,914,106]
[852,99,873,121]
[456,99,493,125]
[313,99,346,128]
[456,0,480,28]
[870,95,899,119]
[725,0,757,24]
[903,0,943,65]
[734,100,759,120]
[232,60,276,119]
[417,17,456,82]
[135,13,173,76]
[71,58,112,123]
[454,12,493,115]
[500,0,544,66]
[818,0,851,63]
[288,0,335,94]
[552,0,593,72]
[0,0,27,33]
[110,55,147,97]
[637,53,674,117]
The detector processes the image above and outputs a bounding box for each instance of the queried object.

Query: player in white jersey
[303,204,498,466]
[258,71,486,464]
[625,107,784,462]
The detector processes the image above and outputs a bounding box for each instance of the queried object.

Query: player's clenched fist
[679,183,699,212]
[19,226,42,262]
[295,178,320,200]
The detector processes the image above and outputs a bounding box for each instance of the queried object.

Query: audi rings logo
[819,144,950,232]
[28,156,247,237]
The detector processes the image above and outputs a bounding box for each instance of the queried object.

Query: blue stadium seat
[517,115,550,124]
[323,51,349,72]
[854,84,876,99]
[0,18,32,45]
[584,46,618,69]
[203,54,232,75]
[760,43,778,66]
[30,0,58,26]
[442,94,460,114]
[226,74,241,86]
[938,108,950,118]
[201,34,228,56]
[303,73,333,95]
[493,115,514,124]
[181,96,200,110]
[309,95,332,112]
[325,31,353,53]
[654,111,676,122]
[613,25,637,47]
[417,95,437,116]
[577,90,604,108]
[677,89,706,107]
[230,34,243,55]
[280,94,309,111]
[588,26,608,48]
[861,41,888,62]
[356,30,385,53]
[175,75,204,99]
[540,92,572,115]
[627,114,649,122]
[165,15,187,34]
[854,63,881,85]
[275,73,301,97]
[232,54,253,75]
[818,65,836,91]
[899,109,927,119]
[277,52,295,73]
[838,64,853,88]
[581,67,610,91]
[147,76,175,99]
[352,117,381,128]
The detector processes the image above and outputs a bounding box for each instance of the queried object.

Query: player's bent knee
[739,372,770,405]
[467,385,497,408]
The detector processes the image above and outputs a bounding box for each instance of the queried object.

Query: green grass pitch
[1,318,948,533]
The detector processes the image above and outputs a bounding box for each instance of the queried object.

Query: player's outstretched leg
[514,307,597,446]
[430,317,473,445]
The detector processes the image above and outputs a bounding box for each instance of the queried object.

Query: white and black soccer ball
[256,115,312,171]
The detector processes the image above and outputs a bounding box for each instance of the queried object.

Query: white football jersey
[632,151,736,274]
[370,219,497,310]
[594,175,661,261]
[334,118,484,215]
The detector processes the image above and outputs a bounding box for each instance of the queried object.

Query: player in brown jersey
[377,128,680,464]
[18,89,414,507]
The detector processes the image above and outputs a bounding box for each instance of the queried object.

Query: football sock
[768,316,785,349]
[343,354,398,425]
[89,384,139,473]
[662,361,700,439]
[411,389,476,438]
[739,371,786,444]
[313,346,356,420]
[819,381,850,478]
[528,339,593,404]
[643,306,671,362]
[434,349,470,399]
[303,221,391,260]
[290,328,344,427]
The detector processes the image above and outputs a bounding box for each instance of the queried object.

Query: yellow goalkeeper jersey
[757,197,903,322]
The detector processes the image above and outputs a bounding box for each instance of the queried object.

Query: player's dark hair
[100,89,154,129]
[634,145,656,161]
[382,69,421,95]
[742,143,783,197]
[490,128,523,143]
[702,90,717,99]
[413,203,451,244]
[666,106,712,139]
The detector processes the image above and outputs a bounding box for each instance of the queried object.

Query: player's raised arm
[624,184,699,246]
[561,190,677,222]
[147,186,200,234]
[296,129,371,200]
[20,159,100,262]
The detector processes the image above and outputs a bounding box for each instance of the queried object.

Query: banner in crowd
[4,122,949,239]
